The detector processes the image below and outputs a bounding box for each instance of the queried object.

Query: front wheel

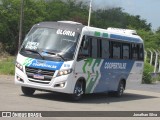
[71,81,84,101]
[21,86,35,96]
[115,81,125,97]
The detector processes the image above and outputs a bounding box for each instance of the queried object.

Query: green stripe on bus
[92,59,101,73]
[102,33,109,38]
[86,71,99,93]
[23,58,33,66]
[95,31,101,37]
[82,58,93,73]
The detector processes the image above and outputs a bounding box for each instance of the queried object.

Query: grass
[0,56,15,75]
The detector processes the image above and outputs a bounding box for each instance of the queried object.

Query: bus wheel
[21,86,35,96]
[71,80,84,101]
[115,80,125,97]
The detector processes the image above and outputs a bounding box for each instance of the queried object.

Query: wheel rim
[74,82,83,97]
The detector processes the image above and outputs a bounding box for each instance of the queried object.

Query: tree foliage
[91,8,151,31]
[0,0,159,54]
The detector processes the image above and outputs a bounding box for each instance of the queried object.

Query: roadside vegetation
[142,62,154,84]
[142,62,160,84]
[0,53,15,75]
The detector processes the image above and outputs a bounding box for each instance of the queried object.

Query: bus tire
[71,80,84,101]
[115,80,125,97]
[21,86,35,96]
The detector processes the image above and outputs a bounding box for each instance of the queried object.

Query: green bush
[142,62,154,84]
[0,56,15,75]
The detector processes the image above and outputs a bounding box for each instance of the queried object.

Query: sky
[92,0,160,30]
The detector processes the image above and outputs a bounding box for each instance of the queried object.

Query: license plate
[33,74,44,79]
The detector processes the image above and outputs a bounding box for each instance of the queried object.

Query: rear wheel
[21,86,35,96]
[71,80,84,101]
[115,80,125,97]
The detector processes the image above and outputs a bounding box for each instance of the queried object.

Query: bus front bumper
[15,68,75,94]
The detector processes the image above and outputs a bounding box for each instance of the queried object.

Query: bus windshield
[20,27,80,61]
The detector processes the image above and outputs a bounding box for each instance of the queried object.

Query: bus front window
[20,28,80,61]
[77,36,90,60]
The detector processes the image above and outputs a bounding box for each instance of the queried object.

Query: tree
[0,0,47,54]
[0,0,20,54]
[156,27,160,33]
[91,7,151,30]
[0,0,156,54]
[138,29,155,48]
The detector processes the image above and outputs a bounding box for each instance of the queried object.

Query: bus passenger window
[91,38,98,58]
[122,44,130,59]
[132,44,138,60]
[101,40,109,59]
[139,44,144,60]
[112,42,121,59]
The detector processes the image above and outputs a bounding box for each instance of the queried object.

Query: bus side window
[101,39,109,59]
[78,36,90,60]
[112,42,121,59]
[91,38,98,58]
[132,44,138,60]
[122,44,130,59]
[138,44,144,60]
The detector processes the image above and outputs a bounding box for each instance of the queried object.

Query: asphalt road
[0,75,160,119]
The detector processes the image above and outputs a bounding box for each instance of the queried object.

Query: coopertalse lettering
[33,63,57,69]
[104,62,127,69]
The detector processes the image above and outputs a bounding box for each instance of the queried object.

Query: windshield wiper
[25,49,44,60]
[42,51,65,61]
[56,54,65,61]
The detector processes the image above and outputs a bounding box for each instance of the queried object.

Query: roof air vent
[107,27,137,35]
[57,21,82,25]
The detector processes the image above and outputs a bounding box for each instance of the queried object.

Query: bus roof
[33,21,85,33]
[33,21,143,43]
[82,26,143,43]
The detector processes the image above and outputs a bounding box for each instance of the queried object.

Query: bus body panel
[126,61,144,87]
[15,21,144,96]
[74,58,143,94]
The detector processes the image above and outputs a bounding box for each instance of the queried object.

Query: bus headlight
[57,69,72,77]
[16,62,23,72]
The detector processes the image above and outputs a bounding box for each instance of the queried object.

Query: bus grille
[25,66,55,84]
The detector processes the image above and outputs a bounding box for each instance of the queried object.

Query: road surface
[0,75,160,120]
